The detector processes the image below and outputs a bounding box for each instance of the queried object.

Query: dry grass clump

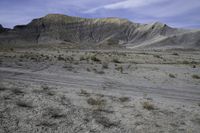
[0,87,6,91]
[142,101,155,110]
[192,74,200,79]
[182,60,190,64]
[94,114,119,128]
[16,100,33,108]
[87,97,106,106]
[41,85,50,91]
[79,89,90,97]
[93,68,105,74]
[57,55,65,61]
[172,52,179,56]
[63,64,73,71]
[11,88,25,95]
[115,66,123,73]
[119,97,130,102]
[169,73,176,78]
[79,55,86,61]
[33,85,56,96]
[91,55,101,62]
[153,54,162,59]
[45,107,66,119]
[112,58,121,63]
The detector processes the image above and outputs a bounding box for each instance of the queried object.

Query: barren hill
[0,14,199,49]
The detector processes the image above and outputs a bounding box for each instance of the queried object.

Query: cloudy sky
[0,0,200,28]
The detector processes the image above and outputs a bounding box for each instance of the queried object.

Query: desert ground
[0,46,200,133]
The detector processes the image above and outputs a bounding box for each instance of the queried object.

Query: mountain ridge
[0,14,199,49]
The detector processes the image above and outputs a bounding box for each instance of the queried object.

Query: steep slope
[0,24,9,33]
[0,14,199,49]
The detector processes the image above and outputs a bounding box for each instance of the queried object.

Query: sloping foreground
[0,48,200,132]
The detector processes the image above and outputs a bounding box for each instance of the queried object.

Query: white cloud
[104,0,163,9]
[142,0,200,17]
[84,0,167,13]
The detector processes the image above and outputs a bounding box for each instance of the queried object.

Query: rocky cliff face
[0,14,199,49]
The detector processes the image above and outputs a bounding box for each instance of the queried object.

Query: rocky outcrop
[0,14,199,49]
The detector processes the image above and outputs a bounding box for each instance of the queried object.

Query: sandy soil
[0,48,200,133]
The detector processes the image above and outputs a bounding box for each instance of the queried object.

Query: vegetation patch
[153,54,162,59]
[11,88,25,95]
[16,101,33,108]
[115,66,123,73]
[119,97,130,103]
[169,73,176,78]
[192,74,200,79]
[93,68,105,74]
[57,55,65,61]
[87,97,106,106]
[95,115,119,128]
[44,107,66,119]
[112,58,121,63]
[142,101,155,110]
[79,89,90,97]
[91,55,101,62]
[172,52,179,56]
[0,87,6,91]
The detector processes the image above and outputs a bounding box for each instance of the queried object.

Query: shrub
[182,60,190,64]
[11,88,25,95]
[10,48,14,51]
[143,101,155,110]
[41,85,50,91]
[93,69,105,74]
[79,56,85,61]
[153,54,162,59]
[112,58,121,63]
[94,115,119,128]
[172,52,179,56]
[119,97,130,102]
[115,66,123,73]
[169,73,176,78]
[16,101,33,108]
[57,55,65,61]
[0,87,6,91]
[45,108,66,119]
[192,74,200,79]
[87,97,106,106]
[91,55,101,62]
[80,89,90,97]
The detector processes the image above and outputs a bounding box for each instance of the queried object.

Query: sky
[0,0,200,29]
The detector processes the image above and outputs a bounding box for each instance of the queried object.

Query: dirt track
[1,66,200,103]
